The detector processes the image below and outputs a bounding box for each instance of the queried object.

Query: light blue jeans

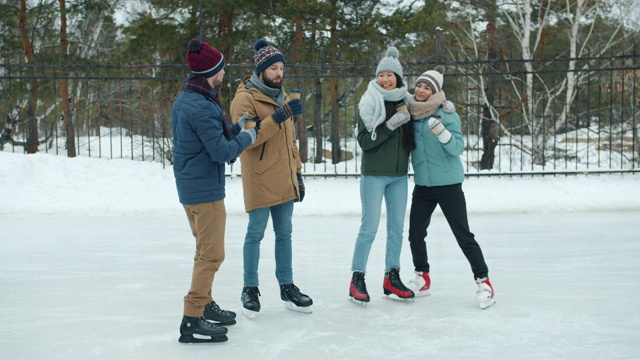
[351,175,408,273]
[243,200,294,286]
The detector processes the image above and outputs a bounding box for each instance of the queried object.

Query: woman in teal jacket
[407,66,496,310]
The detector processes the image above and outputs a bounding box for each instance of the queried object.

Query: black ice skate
[383,269,415,302]
[280,283,313,314]
[241,286,261,319]
[349,271,370,304]
[178,316,228,343]
[203,300,236,326]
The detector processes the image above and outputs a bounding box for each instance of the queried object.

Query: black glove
[272,99,303,124]
[296,173,305,202]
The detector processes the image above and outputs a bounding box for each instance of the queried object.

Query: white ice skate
[408,271,431,297]
[475,277,496,310]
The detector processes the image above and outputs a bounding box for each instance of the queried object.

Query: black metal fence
[1,53,639,176]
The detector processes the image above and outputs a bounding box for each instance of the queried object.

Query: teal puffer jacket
[411,108,465,186]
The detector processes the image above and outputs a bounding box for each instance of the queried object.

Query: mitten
[236,112,249,128]
[296,173,305,202]
[272,99,303,124]
[442,100,455,114]
[428,116,452,143]
[385,110,411,131]
[241,128,258,144]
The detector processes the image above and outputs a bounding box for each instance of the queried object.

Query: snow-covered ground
[1,152,640,359]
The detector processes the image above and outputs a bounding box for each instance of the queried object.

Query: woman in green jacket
[407,65,495,310]
[348,47,416,304]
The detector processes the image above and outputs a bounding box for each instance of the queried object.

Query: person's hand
[296,173,305,202]
[272,99,303,124]
[235,112,249,128]
[385,110,411,131]
[428,116,452,143]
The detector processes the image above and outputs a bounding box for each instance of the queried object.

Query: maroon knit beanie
[186,39,226,78]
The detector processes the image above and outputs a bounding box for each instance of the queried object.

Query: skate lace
[210,301,232,316]
[353,274,368,293]
[284,284,301,295]
[244,286,261,298]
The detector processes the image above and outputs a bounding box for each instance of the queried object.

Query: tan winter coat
[230,75,302,212]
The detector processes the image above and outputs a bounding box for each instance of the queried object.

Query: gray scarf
[247,73,285,107]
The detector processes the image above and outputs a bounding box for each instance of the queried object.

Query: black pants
[408,183,489,280]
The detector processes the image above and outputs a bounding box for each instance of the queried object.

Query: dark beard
[263,75,282,89]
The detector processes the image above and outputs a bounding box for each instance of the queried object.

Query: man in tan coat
[230,38,312,318]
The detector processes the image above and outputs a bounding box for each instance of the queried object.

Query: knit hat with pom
[376,46,403,79]
[186,39,225,79]
[254,39,286,74]
[415,65,445,93]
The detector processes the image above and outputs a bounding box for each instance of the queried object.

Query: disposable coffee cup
[395,102,407,112]
[244,115,260,130]
[289,88,301,100]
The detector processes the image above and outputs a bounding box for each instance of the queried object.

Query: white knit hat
[376,46,403,79]
[416,65,445,93]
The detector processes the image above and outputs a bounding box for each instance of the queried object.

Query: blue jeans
[243,200,294,286]
[351,175,408,273]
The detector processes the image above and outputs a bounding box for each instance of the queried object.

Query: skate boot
[203,300,236,326]
[383,269,415,302]
[349,271,370,304]
[408,271,431,297]
[280,283,313,314]
[475,277,496,310]
[178,315,228,343]
[241,286,261,319]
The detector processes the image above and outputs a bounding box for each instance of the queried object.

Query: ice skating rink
[1,211,639,360]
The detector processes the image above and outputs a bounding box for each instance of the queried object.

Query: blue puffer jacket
[411,108,465,186]
[172,88,252,205]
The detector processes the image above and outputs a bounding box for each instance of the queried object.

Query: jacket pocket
[254,151,281,174]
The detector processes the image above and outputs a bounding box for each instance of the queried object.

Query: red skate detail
[419,272,431,291]
[383,278,414,298]
[349,280,370,301]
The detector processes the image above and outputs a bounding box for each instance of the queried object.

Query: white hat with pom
[416,65,445,93]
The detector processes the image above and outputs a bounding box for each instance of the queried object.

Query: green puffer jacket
[411,108,465,186]
[357,101,411,176]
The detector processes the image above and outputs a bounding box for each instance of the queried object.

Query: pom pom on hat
[254,39,269,52]
[376,46,403,79]
[254,39,286,74]
[416,65,445,93]
[186,39,226,79]
[188,39,202,53]
[385,46,400,59]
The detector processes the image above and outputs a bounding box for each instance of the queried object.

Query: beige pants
[182,200,226,317]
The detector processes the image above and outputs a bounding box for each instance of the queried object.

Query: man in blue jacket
[172,39,259,343]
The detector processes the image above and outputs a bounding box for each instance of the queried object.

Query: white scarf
[358,80,411,140]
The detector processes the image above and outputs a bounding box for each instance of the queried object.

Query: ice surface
[2,212,639,359]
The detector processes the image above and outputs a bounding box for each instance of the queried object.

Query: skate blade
[205,318,237,326]
[242,308,259,319]
[479,298,496,310]
[384,294,415,303]
[414,289,431,298]
[178,334,228,343]
[284,301,313,314]
[348,296,369,305]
